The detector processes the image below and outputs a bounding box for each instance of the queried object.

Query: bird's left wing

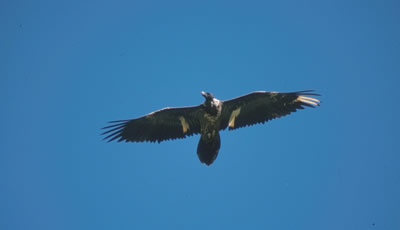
[102,105,203,143]
[219,90,320,130]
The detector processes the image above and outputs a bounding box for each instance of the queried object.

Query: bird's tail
[197,133,221,166]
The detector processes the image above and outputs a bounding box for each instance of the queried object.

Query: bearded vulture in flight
[102,90,320,166]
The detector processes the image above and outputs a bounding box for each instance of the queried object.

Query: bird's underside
[102,90,321,166]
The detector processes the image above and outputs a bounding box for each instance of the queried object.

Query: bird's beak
[201,91,207,97]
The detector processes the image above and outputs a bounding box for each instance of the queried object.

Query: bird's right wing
[219,90,320,130]
[102,105,204,143]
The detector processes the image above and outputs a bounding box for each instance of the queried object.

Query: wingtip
[108,119,130,123]
[295,90,321,96]
[297,95,321,107]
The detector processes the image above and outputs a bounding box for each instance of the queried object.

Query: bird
[102,90,320,166]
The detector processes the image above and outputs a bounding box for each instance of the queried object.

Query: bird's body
[197,93,223,164]
[102,90,320,165]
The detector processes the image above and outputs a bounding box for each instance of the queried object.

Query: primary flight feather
[102,90,320,165]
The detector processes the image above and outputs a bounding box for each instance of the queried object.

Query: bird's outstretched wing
[102,105,203,143]
[220,90,320,130]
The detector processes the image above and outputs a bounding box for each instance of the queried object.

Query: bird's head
[201,91,214,101]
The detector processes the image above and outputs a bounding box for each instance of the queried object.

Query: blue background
[2,0,399,229]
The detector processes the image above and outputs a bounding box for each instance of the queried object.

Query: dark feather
[102,106,203,143]
[220,90,320,130]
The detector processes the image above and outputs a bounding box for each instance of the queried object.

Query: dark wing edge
[101,105,203,143]
[220,90,321,130]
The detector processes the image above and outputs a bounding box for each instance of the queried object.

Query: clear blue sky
[1,0,399,229]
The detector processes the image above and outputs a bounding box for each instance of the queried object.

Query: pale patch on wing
[178,116,190,133]
[297,96,320,106]
[228,107,241,128]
